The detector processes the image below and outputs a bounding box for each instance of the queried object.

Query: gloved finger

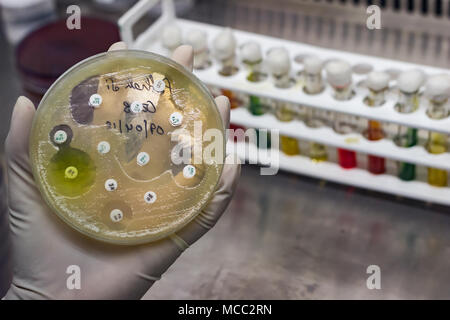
[0,157,11,297]
[171,45,194,72]
[108,41,127,51]
[174,153,241,246]
[5,96,36,168]
[215,95,230,130]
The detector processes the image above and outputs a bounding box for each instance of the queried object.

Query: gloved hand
[2,42,241,299]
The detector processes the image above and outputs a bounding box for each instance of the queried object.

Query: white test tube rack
[119,0,450,205]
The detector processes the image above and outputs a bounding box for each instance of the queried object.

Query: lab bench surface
[145,164,450,299]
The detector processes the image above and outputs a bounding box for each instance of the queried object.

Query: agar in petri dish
[30,50,225,245]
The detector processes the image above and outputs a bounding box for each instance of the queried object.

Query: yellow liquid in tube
[427,132,448,187]
[280,136,300,156]
[30,51,225,245]
[309,143,328,162]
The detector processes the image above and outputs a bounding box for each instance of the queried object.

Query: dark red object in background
[16,17,121,106]
[368,155,386,174]
[229,123,247,142]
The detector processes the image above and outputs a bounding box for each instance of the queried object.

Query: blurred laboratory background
[1,0,450,299]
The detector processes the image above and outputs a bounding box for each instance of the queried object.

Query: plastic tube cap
[425,74,450,99]
[367,71,390,91]
[241,41,262,63]
[185,30,207,52]
[326,60,352,87]
[303,56,323,74]
[213,28,236,60]
[267,47,290,76]
[397,69,425,93]
[161,25,182,50]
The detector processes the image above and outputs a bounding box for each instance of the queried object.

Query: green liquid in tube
[398,128,417,181]
[249,95,265,116]
[249,94,266,148]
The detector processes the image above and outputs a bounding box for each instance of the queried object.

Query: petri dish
[30,50,225,245]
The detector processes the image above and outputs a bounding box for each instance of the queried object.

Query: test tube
[395,70,425,181]
[267,47,295,120]
[304,56,329,128]
[303,56,324,94]
[185,30,210,70]
[326,60,357,169]
[426,133,448,187]
[426,74,450,120]
[242,41,265,116]
[300,56,327,161]
[395,70,424,113]
[241,41,264,82]
[161,25,182,55]
[267,47,299,156]
[213,28,240,109]
[267,47,291,88]
[424,75,450,187]
[365,71,390,174]
[213,28,238,76]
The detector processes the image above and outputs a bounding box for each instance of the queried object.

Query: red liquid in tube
[367,120,386,174]
[338,149,357,169]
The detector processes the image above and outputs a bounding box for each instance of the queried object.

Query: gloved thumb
[5,96,35,168]
[5,96,42,235]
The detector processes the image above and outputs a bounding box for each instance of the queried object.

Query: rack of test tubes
[119,0,450,205]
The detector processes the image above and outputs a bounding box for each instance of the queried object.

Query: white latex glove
[2,42,241,300]
[0,157,11,297]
